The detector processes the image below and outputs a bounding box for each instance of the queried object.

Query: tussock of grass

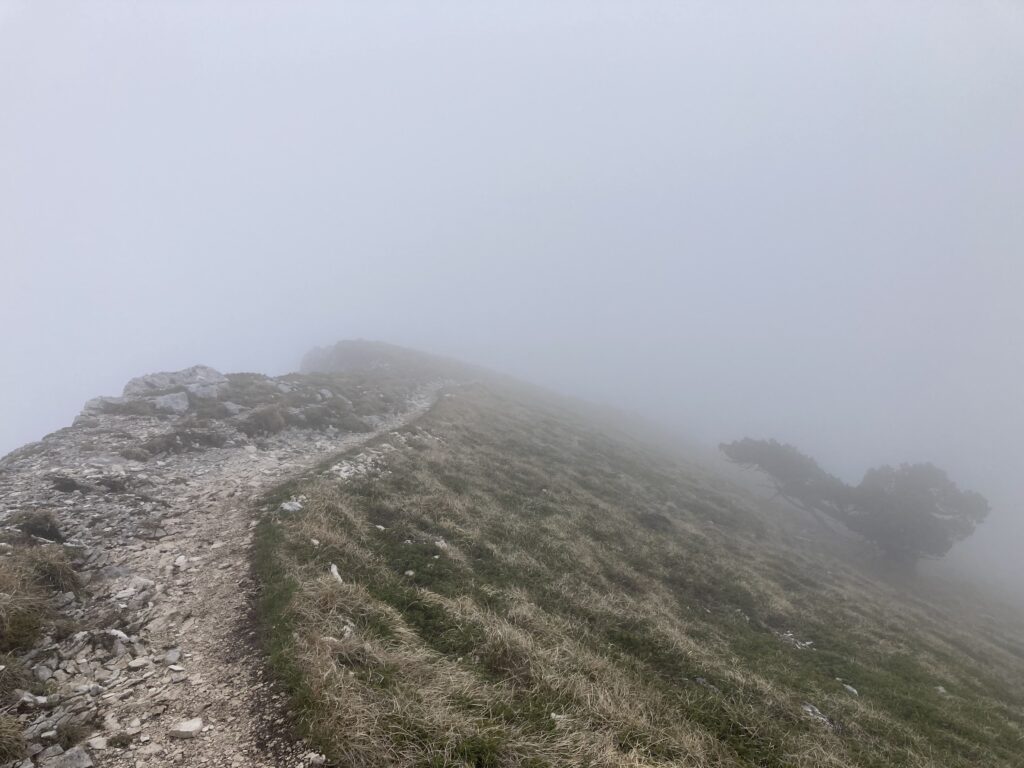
[0,715,24,762]
[255,383,1024,767]
[0,655,30,703]
[0,559,48,653]
[0,544,81,653]
[25,545,82,594]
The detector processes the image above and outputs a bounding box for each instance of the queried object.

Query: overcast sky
[1,1,1022,587]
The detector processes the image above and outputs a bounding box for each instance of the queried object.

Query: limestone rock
[123,366,227,397]
[169,717,203,739]
[39,746,94,768]
[152,392,190,415]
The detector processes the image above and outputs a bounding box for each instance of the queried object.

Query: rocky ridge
[0,365,440,767]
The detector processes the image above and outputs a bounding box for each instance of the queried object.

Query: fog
[2,2,1022,591]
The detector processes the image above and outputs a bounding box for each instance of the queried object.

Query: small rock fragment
[39,746,93,768]
[169,717,203,739]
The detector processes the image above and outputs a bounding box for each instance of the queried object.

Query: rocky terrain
[0,362,440,767]
[4,344,1023,768]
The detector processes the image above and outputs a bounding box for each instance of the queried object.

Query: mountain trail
[0,379,438,768]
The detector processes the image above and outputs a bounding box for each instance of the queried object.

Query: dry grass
[0,539,82,762]
[24,544,82,595]
[0,655,29,703]
[255,383,1024,767]
[0,715,24,762]
[0,556,48,653]
[0,542,81,652]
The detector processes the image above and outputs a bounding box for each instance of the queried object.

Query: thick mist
[2,2,1022,590]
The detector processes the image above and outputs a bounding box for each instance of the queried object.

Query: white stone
[152,392,190,415]
[39,746,93,768]
[123,366,227,396]
[169,717,203,739]
[185,382,228,399]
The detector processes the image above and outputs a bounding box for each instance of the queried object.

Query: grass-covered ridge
[254,382,1024,767]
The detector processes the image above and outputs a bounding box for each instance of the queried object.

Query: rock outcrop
[0,364,439,768]
[122,367,228,399]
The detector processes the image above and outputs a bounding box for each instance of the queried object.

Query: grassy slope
[254,382,1024,767]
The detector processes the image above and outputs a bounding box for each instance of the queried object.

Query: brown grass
[255,383,1024,768]
[24,545,82,594]
[0,715,24,762]
[0,557,47,653]
[0,655,30,703]
[240,406,288,437]
[0,543,81,652]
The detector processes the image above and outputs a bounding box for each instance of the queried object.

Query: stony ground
[0,367,438,768]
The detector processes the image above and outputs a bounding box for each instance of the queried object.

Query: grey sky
[2,2,1022,587]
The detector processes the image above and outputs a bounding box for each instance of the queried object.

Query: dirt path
[1,388,437,768]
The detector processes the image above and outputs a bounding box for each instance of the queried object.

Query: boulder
[123,366,227,397]
[185,382,227,399]
[81,396,125,415]
[152,392,190,415]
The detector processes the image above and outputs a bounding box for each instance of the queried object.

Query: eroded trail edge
[0,380,439,768]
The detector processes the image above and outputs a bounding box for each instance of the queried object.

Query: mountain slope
[2,344,1021,768]
[254,380,1024,768]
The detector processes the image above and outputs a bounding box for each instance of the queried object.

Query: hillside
[1,343,1022,768]
[255,375,1024,767]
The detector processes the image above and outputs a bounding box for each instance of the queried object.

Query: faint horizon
[2,2,1021,593]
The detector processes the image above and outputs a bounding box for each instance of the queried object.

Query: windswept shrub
[50,476,90,494]
[338,414,372,433]
[240,406,288,437]
[141,428,227,456]
[13,510,63,543]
